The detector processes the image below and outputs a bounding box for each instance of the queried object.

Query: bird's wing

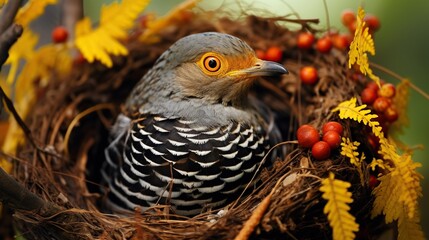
[249,96,286,160]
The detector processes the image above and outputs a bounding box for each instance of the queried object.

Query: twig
[370,62,429,101]
[0,87,39,149]
[266,17,320,25]
[63,103,115,156]
[0,166,53,212]
[322,0,330,33]
[229,141,295,210]
[0,0,44,154]
[0,0,23,67]
[233,141,300,240]
[0,0,63,221]
[61,0,83,41]
[233,191,273,240]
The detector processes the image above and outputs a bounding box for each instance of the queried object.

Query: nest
[8,10,387,240]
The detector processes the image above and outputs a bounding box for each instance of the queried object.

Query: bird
[101,32,288,216]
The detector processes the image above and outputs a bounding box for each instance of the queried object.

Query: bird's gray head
[126,32,288,114]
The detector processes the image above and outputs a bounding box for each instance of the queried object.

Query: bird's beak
[242,59,288,77]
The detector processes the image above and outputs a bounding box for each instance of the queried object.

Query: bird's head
[129,32,288,111]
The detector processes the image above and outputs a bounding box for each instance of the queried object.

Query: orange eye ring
[203,56,221,72]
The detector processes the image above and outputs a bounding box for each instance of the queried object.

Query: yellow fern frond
[340,138,361,166]
[371,155,422,221]
[333,98,423,236]
[4,30,38,84]
[332,97,383,138]
[390,80,410,136]
[369,158,393,172]
[332,98,407,164]
[2,44,72,174]
[5,30,38,64]
[15,45,72,103]
[348,7,380,85]
[398,208,425,240]
[140,0,200,43]
[378,137,404,165]
[15,0,57,27]
[75,0,150,67]
[320,172,359,240]
[340,137,365,185]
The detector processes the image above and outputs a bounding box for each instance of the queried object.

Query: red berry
[384,107,399,122]
[367,134,380,151]
[341,9,356,27]
[373,97,391,112]
[74,52,86,64]
[364,15,381,32]
[348,21,357,34]
[300,66,318,85]
[297,125,320,148]
[297,32,315,49]
[322,131,342,149]
[312,141,331,160]
[265,46,283,62]
[322,121,343,135]
[140,14,151,28]
[332,34,351,50]
[366,81,380,91]
[361,88,378,105]
[369,175,379,189]
[378,83,396,98]
[316,37,333,53]
[255,49,266,60]
[52,26,68,43]
[351,72,364,82]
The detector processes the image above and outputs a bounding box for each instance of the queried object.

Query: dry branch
[0,0,23,67]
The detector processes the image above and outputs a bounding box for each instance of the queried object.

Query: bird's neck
[132,97,259,127]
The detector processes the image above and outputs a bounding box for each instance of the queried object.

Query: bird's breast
[103,114,270,216]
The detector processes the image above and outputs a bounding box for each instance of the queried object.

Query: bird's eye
[198,52,227,76]
[203,56,221,72]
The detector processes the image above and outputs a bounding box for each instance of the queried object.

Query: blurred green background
[84,0,428,236]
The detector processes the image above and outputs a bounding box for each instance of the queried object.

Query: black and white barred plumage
[103,114,269,216]
[101,32,287,216]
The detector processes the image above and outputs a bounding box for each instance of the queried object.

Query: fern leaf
[390,80,410,136]
[340,137,365,185]
[332,98,411,167]
[377,138,398,161]
[140,0,200,43]
[320,172,359,240]
[332,97,383,138]
[369,158,393,172]
[398,209,425,240]
[348,7,380,85]
[371,154,422,221]
[75,0,150,67]
[15,0,57,27]
[4,30,39,84]
[340,138,361,166]
[333,97,423,229]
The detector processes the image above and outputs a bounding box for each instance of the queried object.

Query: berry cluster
[296,10,381,86]
[361,82,399,124]
[297,121,343,160]
[341,9,380,36]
